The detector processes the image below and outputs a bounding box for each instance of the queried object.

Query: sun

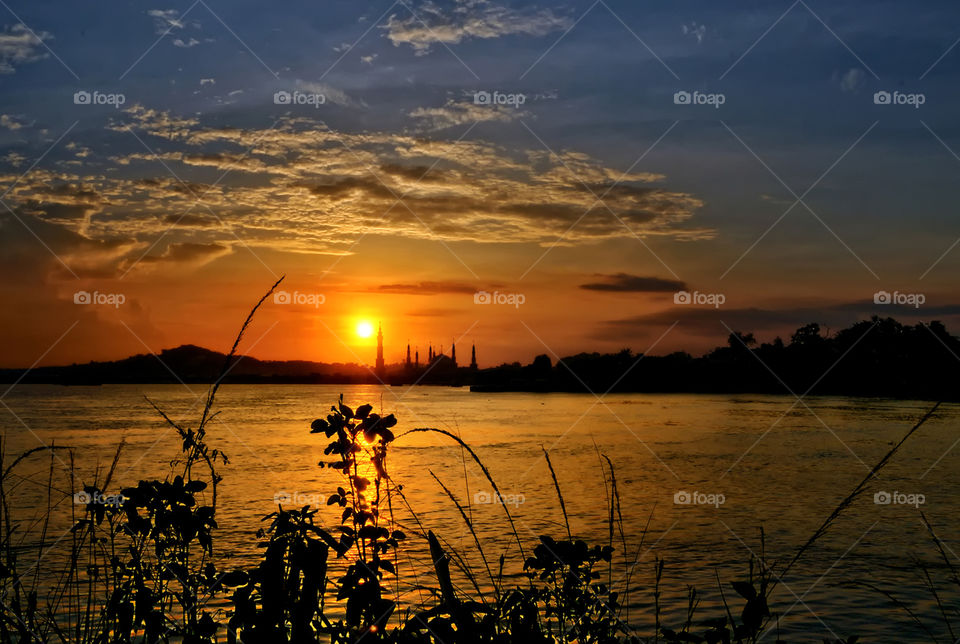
[356,321,374,339]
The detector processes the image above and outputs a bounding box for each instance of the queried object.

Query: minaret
[406,342,411,369]
[375,322,385,377]
[451,341,457,368]
[415,349,419,367]
[470,344,477,370]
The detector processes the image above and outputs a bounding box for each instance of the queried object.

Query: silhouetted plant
[522,535,620,642]
[311,396,403,641]
[225,505,332,643]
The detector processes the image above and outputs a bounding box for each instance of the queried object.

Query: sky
[2,0,960,368]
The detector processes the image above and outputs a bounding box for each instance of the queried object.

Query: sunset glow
[356,321,374,339]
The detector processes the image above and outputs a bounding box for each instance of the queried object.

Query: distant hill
[0,344,376,385]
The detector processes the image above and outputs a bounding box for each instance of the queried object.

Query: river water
[1,384,956,641]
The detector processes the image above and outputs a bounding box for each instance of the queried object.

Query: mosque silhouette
[373,322,477,385]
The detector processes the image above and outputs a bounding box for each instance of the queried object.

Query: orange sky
[4,223,952,369]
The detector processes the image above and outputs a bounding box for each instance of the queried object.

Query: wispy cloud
[681,21,706,44]
[0,24,51,74]
[1,106,709,276]
[295,81,362,107]
[580,274,686,293]
[138,241,231,268]
[147,9,185,35]
[409,99,524,129]
[837,67,865,93]
[383,0,571,54]
[0,114,31,130]
[147,8,208,47]
[375,281,479,295]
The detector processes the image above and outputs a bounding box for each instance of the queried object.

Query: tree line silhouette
[471,317,960,401]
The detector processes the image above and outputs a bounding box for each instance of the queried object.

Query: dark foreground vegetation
[474,318,960,400]
[0,282,955,643]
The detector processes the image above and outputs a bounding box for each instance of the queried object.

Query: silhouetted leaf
[731,581,757,600]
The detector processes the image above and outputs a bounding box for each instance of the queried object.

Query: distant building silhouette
[375,323,385,378]
[371,327,476,383]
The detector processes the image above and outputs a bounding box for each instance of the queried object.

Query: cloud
[295,81,362,107]
[0,210,141,280]
[147,9,207,47]
[376,281,479,295]
[138,241,231,267]
[681,22,706,44]
[65,142,91,158]
[162,214,219,227]
[837,67,865,93]
[410,99,525,129]
[181,152,266,171]
[2,151,25,167]
[108,104,200,140]
[379,163,448,182]
[13,181,106,227]
[0,114,30,130]
[2,109,710,259]
[361,54,377,65]
[580,273,686,293]
[383,0,571,54]
[148,9,185,35]
[0,24,50,74]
